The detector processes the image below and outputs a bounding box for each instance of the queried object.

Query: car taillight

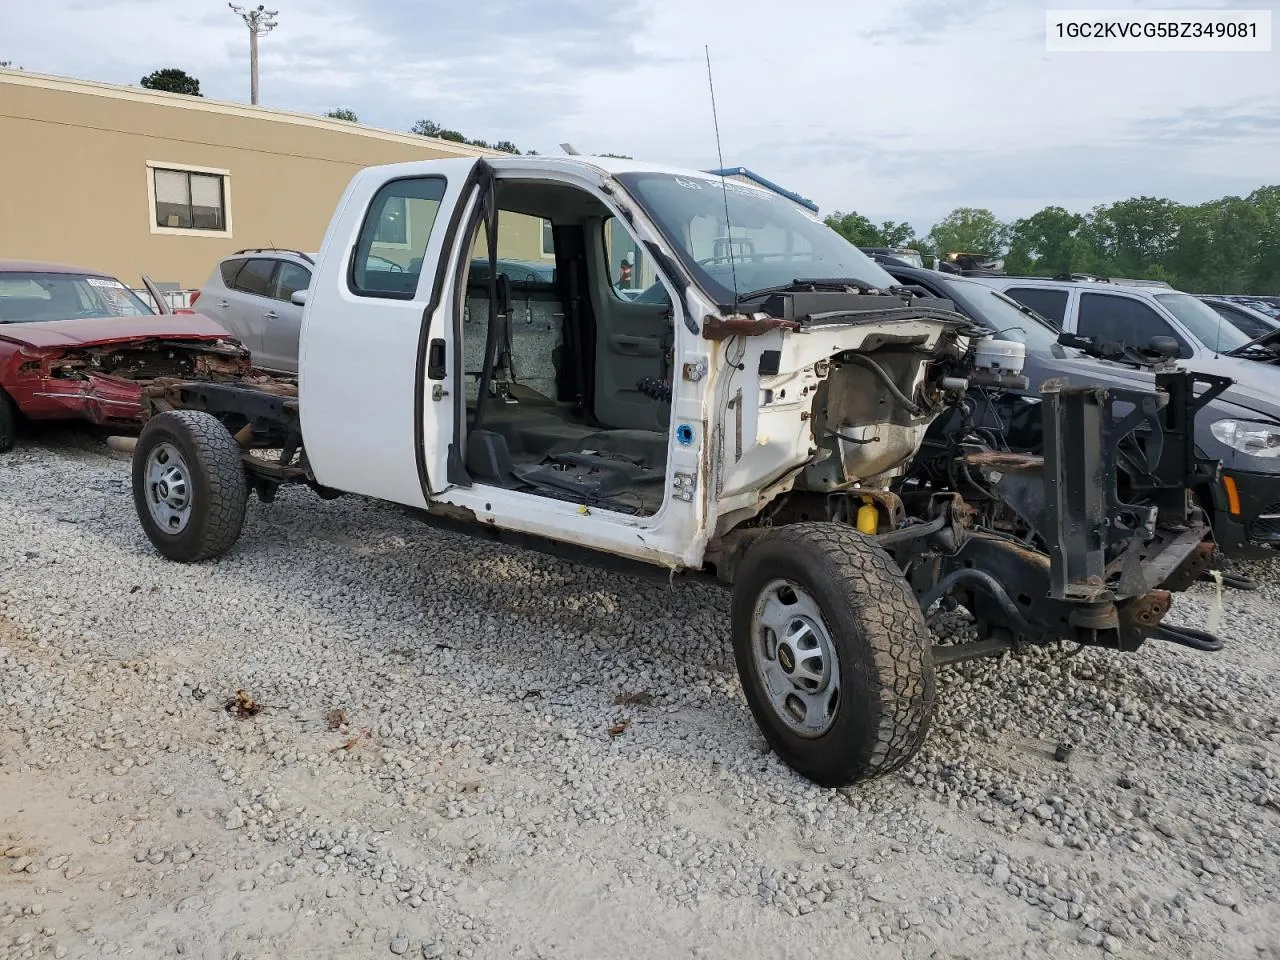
[189,290,201,307]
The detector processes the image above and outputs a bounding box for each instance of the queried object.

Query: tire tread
[733,522,935,785]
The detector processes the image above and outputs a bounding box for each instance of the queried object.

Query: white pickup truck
[126,156,1225,786]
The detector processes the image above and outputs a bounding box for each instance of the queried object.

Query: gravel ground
[1,427,1278,960]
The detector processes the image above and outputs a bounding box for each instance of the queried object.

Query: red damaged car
[0,260,250,451]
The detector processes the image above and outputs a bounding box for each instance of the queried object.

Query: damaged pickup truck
[123,158,1228,787]
[0,261,250,451]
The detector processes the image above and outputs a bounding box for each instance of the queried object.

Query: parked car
[968,275,1280,384]
[0,259,249,452]
[1209,294,1280,320]
[1201,296,1280,341]
[121,156,1223,787]
[194,248,314,375]
[200,249,557,375]
[931,271,1280,555]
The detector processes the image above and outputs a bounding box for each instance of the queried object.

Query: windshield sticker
[86,277,127,289]
[674,178,704,190]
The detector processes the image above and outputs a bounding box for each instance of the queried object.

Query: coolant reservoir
[973,338,1027,378]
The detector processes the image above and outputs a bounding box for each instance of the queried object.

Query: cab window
[350,177,447,298]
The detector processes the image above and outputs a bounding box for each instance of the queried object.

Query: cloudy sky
[5,0,1279,229]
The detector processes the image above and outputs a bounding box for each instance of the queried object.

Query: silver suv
[193,249,313,374]
[967,274,1280,394]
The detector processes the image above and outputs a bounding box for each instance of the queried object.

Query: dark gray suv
[885,263,1280,558]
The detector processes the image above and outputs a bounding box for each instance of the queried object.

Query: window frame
[540,218,555,258]
[348,175,448,300]
[1004,286,1069,327]
[146,161,233,238]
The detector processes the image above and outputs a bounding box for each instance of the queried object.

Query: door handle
[263,310,279,319]
[427,338,447,380]
[218,300,230,308]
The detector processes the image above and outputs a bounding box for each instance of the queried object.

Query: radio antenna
[705,45,739,313]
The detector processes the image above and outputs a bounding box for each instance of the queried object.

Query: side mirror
[290,289,309,306]
[1148,336,1179,358]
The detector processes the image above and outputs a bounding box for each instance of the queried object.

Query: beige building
[0,70,551,290]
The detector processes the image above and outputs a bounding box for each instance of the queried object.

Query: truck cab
[125,156,1232,788]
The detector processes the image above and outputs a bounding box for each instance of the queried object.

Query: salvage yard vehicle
[1201,296,1279,341]
[195,249,316,375]
[0,259,250,452]
[125,157,1226,787]
[878,261,1280,559]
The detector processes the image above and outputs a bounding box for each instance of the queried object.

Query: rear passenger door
[203,258,259,357]
[259,261,310,374]
[1004,286,1069,328]
[223,258,278,362]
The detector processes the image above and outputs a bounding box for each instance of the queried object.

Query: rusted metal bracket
[702,314,799,340]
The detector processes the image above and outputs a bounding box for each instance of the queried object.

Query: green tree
[1004,206,1086,276]
[1079,197,1182,278]
[492,140,521,155]
[927,207,1007,257]
[824,211,881,246]
[140,68,202,97]
[1166,197,1264,293]
[877,220,918,248]
[1246,185,1280,293]
[325,107,358,122]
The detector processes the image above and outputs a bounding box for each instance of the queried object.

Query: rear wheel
[731,523,935,786]
[132,411,247,562]
[0,390,16,453]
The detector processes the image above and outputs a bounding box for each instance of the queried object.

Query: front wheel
[731,523,935,786]
[132,411,248,562]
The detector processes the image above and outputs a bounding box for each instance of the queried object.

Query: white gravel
[1,426,1278,960]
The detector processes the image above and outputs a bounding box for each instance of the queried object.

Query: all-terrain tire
[0,389,16,453]
[731,523,935,787]
[132,410,248,562]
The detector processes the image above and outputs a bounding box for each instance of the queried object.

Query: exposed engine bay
[7,338,250,426]
[708,285,1223,658]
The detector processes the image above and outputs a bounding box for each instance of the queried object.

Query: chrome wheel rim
[144,442,193,534]
[751,579,841,738]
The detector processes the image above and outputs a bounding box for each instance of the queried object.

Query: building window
[147,162,232,237]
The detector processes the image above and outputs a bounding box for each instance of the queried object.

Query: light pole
[228,3,278,105]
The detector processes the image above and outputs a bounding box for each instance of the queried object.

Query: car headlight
[1210,419,1280,458]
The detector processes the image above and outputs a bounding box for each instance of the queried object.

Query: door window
[233,259,277,297]
[219,259,246,286]
[272,262,311,302]
[603,216,669,305]
[1077,292,1189,356]
[350,177,447,298]
[1005,287,1068,326]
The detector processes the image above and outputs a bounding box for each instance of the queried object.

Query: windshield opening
[0,273,153,324]
[1155,292,1251,352]
[614,173,895,304]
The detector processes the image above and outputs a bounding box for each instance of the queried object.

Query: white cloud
[5,0,1278,226]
